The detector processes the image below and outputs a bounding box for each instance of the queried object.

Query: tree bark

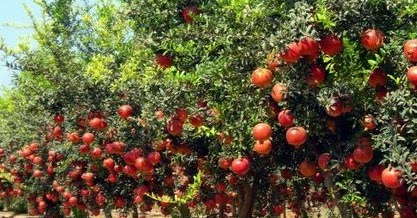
[238,182,255,218]
[131,205,139,218]
[178,204,191,218]
[104,207,113,218]
[219,203,226,218]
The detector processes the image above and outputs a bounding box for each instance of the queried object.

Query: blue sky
[0,0,40,90]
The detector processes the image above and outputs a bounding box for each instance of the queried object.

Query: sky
[0,0,40,90]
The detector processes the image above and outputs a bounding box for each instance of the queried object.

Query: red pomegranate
[280,42,301,63]
[182,6,199,24]
[361,29,384,51]
[118,105,133,118]
[407,66,417,86]
[344,154,360,170]
[298,37,320,60]
[251,68,273,88]
[320,34,343,56]
[368,68,387,88]
[252,123,272,141]
[218,157,233,170]
[253,140,273,155]
[352,144,373,163]
[231,157,250,176]
[271,83,287,102]
[307,64,326,87]
[277,110,294,128]
[286,127,308,148]
[299,160,317,177]
[155,54,172,69]
[403,39,417,62]
[381,167,403,189]
[318,153,331,170]
[82,132,95,144]
[367,164,385,183]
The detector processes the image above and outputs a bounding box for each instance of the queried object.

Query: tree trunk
[238,182,255,218]
[132,205,139,218]
[3,196,10,211]
[219,203,226,218]
[178,204,191,218]
[104,207,113,218]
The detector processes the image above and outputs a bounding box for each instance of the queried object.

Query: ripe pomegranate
[107,173,117,183]
[67,132,80,143]
[81,172,94,182]
[53,114,65,123]
[286,127,307,148]
[124,165,138,178]
[253,140,272,155]
[114,197,126,208]
[148,152,161,165]
[95,193,106,206]
[252,123,272,141]
[216,182,227,193]
[32,156,42,165]
[182,6,199,24]
[320,34,343,56]
[381,167,403,189]
[299,160,317,177]
[80,189,89,197]
[407,66,417,86]
[218,157,233,170]
[280,42,301,63]
[91,147,102,159]
[214,193,228,205]
[353,144,373,163]
[155,54,172,69]
[79,144,90,154]
[344,154,360,170]
[174,108,189,122]
[89,117,107,130]
[118,105,133,118]
[106,141,125,155]
[277,110,294,128]
[376,87,388,102]
[133,185,149,197]
[123,148,141,165]
[362,114,377,131]
[368,68,387,88]
[52,126,63,138]
[268,57,279,72]
[251,68,273,88]
[103,158,115,171]
[403,39,417,62]
[272,204,285,215]
[231,157,250,176]
[298,37,320,60]
[33,170,42,178]
[271,83,287,102]
[135,157,153,172]
[318,153,331,170]
[326,99,343,117]
[367,164,385,183]
[68,196,78,207]
[189,114,203,127]
[307,64,326,87]
[82,132,94,144]
[166,119,183,136]
[361,29,384,51]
